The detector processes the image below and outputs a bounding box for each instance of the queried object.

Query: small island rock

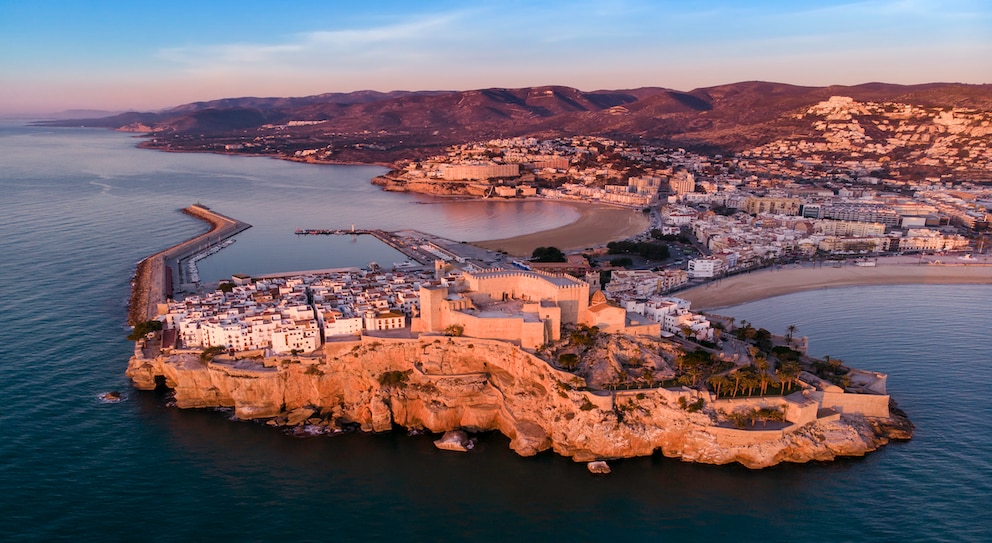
[587,461,611,474]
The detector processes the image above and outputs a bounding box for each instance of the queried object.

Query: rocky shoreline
[127,335,912,469]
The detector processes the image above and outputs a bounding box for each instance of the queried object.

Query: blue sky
[1,0,990,113]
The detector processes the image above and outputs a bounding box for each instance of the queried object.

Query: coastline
[679,257,992,310]
[472,201,650,255]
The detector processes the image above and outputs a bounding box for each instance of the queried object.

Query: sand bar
[474,202,650,256]
[679,256,992,310]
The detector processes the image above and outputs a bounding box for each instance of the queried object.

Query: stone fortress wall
[416,268,591,349]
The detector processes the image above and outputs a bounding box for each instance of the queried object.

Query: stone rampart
[813,391,890,418]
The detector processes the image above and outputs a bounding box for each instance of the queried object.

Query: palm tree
[643,367,656,387]
[786,324,798,344]
[731,370,742,397]
[685,364,703,387]
[755,357,770,395]
[777,359,802,392]
[707,374,731,398]
[740,366,761,396]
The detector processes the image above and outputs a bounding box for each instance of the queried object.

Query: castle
[414,268,659,349]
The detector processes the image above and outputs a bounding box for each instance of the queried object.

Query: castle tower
[419,285,448,332]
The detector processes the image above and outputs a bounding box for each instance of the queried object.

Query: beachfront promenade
[128,205,251,324]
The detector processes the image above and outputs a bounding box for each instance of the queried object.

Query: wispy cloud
[158,12,465,71]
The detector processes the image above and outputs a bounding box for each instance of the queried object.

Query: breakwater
[128,205,250,325]
[295,227,433,264]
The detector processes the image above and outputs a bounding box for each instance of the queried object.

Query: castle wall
[465,270,589,324]
[446,311,548,350]
[812,391,890,418]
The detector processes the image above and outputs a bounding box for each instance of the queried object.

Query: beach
[473,201,650,255]
[679,257,992,310]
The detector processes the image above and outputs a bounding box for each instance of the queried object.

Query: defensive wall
[464,268,590,324]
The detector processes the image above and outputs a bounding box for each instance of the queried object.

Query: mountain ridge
[39,81,992,163]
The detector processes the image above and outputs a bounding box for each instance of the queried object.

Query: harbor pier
[128,205,251,324]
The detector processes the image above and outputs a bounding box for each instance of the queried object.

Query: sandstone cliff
[127,336,909,468]
[371,175,485,197]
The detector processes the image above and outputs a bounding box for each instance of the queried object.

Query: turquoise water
[1,123,989,542]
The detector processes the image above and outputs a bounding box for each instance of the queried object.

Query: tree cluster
[531,246,567,262]
[127,320,163,341]
[606,240,669,260]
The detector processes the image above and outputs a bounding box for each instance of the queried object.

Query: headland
[126,205,913,470]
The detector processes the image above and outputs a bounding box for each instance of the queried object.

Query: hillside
[40,81,992,168]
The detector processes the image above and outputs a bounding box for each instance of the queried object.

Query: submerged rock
[99,391,123,403]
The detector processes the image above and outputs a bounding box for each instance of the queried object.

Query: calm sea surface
[1,123,989,542]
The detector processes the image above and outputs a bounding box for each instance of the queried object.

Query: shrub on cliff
[378,370,413,387]
[199,345,226,362]
[558,353,579,370]
[127,320,162,341]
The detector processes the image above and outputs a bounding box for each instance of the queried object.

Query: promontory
[126,206,912,469]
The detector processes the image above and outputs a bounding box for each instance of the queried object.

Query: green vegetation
[558,353,579,370]
[444,324,465,337]
[127,319,163,341]
[674,348,733,388]
[678,396,706,413]
[579,397,596,411]
[217,282,235,293]
[569,325,600,347]
[606,240,670,260]
[724,406,786,429]
[304,365,324,376]
[811,356,851,387]
[711,357,803,399]
[199,345,226,362]
[650,229,691,244]
[531,246,567,262]
[378,370,413,387]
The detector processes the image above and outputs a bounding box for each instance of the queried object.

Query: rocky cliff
[127,336,910,468]
[371,175,484,197]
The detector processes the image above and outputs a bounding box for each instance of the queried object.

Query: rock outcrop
[127,336,910,468]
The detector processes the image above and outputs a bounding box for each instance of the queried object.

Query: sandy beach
[679,256,992,310]
[473,202,650,256]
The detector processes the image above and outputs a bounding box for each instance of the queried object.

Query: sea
[0,122,989,542]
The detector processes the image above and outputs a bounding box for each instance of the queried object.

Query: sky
[1,0,990,114]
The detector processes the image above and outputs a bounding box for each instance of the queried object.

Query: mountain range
[43,81,992,162]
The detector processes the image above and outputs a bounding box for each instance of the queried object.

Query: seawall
[127,205,251,325]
